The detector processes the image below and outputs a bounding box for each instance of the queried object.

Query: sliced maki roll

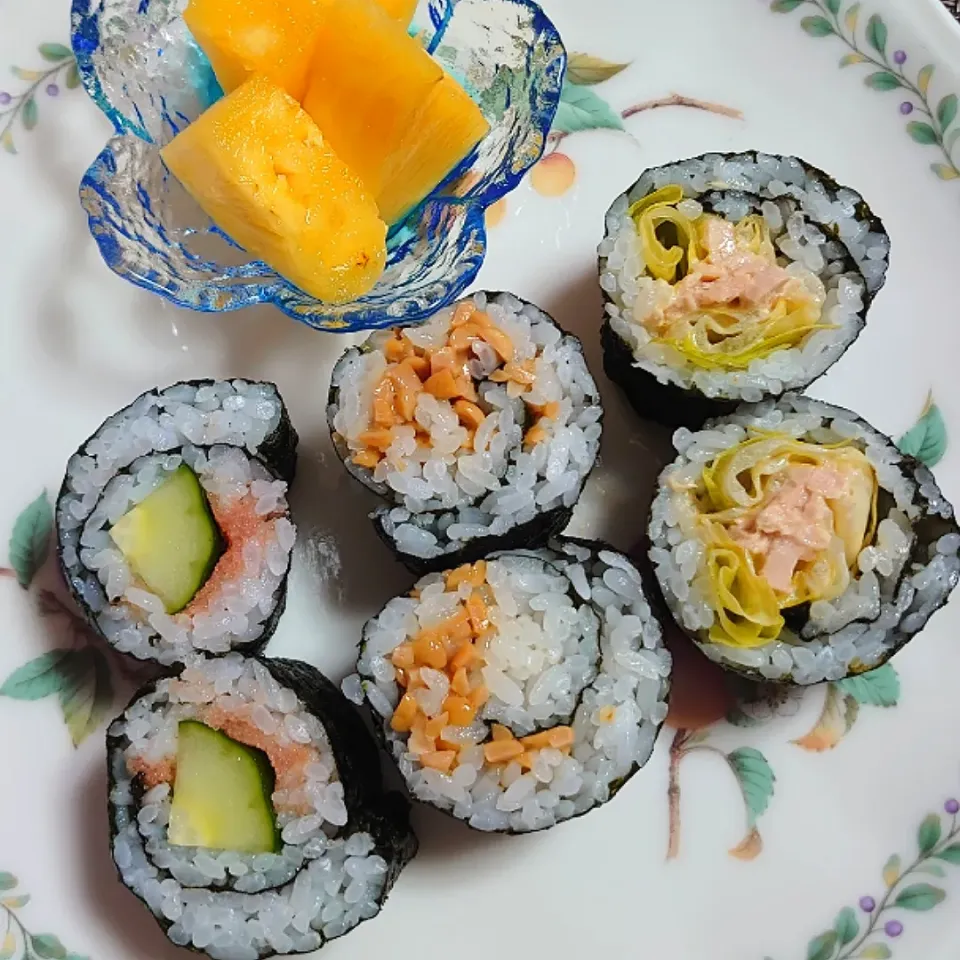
[345,540,671,833]
[108,654,417,959]
[328,292,602,574]
[599,152,889,428]
[649,394,960,684]
[56,380,298,665]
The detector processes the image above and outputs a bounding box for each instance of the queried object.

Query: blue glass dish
[70,0,565,331]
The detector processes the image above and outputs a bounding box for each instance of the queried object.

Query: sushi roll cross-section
[328,292,602,572]
[56,380,298,665]
[649,395,960,683]
[108,655,417,959]
[600,153,889,427]
[346,540,671,833]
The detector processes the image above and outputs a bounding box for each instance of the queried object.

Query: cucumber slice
[168,720,279,854]
[109,465,223,614]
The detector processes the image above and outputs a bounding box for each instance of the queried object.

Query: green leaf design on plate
[770,0,804,11]
[918,813,942,855]
[916,861,948,876]
[907,121,939,145]
[947,127,960,154]
[898,400,947,467]
[844,2,860,32]
[565,53,629,86]
[0,650,73,700]
[833,664,900,707]
[8,491,52,588]
[38,43,72,62]
[0,130,15,156]
[893,883,945,911]
[0,873,16,890]
[59,647,113,747]
[840,52,867,67]
[22,97,38,132]
[0,933,15,960]
[65,62,80,90]
[551,82,624,134]
[806,930,837,960]
[859,946,892,959]
[823,0,841,15]
[918,64,935,97]
[883,853,901,887]
[864,72,901,91]
[727,747,774,825]
[833,905,858,945]
[932,162,960,180]
[1,895,30,909]
[935,843,960,864]
[31,935,67,960]
[801,16,834,37]
[866,13,887,55]
[938,94,958,132]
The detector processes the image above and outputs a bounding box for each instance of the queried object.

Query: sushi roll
[345,539,671,833]
[56,380,298,665]
[328,292,602,574]
[648,394,960,684]
[108,654,417,959]
[599,152,889,428]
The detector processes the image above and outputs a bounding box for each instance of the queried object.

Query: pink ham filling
[729,464,849,594]
[663,218,793,321]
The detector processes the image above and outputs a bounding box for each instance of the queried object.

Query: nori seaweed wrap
[599,152,889,428]
[648,394,960,683]
[327,291,602,575]
[56,379,299,665]
[107,654,417,958]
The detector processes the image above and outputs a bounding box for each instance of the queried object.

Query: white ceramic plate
[3,1,960,958]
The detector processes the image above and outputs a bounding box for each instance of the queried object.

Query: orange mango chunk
[301,0,489,224]
[184,0,329,99]
[420,750,457,772]
[161,77,387,303]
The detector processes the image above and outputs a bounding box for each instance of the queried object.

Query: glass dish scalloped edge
[69,0,565,331]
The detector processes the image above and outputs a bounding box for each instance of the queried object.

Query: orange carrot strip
[387,360,423,420]
[465,591,489,634]
[358,428,395,451]
[352,450,381,469]
[425,712,449,739]
[420,750,456,772]
[424,368,460,400]
[450,643,478,671]
[483,739,525,764]
[451,667,470,697]
[524,423,549,448]
[412,633,447,669]
[391,644,415,669]
[442,695,475,727]
[384,335,409,362]
[491,723,514,742]
[453,377,478,403]
[469,684,490,710]
[479,326,514,362]
[453,399,486,430]
[451,302,477,328]
[390,694,418,733]
[372,377,399,427]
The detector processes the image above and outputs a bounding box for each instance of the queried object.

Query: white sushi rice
[649,394,960,684]
[109,655,388,960]
[329,292,602,561]
[600,153,889,401]
[57,381,295,665]
[347,544,670,832]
